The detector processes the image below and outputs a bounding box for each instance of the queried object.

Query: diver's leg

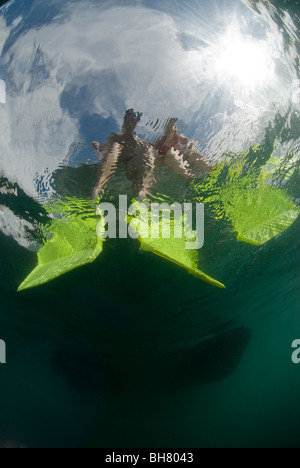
[124,157,138,196]
[125,144,156,198]
[184,152,212,177]
[93,142,122,198]
[137,145,156,198]
[163,149,193,182]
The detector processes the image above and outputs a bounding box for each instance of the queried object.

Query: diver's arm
[92,141,101,153]
[178,134,189,145]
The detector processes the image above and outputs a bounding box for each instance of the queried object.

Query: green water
[0,0,299,448]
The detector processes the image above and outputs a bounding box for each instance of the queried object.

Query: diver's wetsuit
[94,131,156,198]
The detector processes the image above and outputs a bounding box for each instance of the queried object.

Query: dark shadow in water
[51,336,109,396]
[51,163,99,198]
[169,326,251,386]
[0,177,48,226]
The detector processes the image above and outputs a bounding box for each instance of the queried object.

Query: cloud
[0,79,5,103]
[0,3,192,196]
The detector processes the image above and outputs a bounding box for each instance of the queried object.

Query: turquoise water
[0,0,299,448]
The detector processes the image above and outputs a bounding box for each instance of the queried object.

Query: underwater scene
[0,0,299,448]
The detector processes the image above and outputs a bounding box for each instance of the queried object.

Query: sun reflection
[215,29,276,89]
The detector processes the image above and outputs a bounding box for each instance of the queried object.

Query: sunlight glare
[216,31,275,88]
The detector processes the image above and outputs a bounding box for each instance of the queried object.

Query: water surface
[0,0,299,448]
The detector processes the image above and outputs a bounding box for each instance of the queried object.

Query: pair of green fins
[18,169,300,292]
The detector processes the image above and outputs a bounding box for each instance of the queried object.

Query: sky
[0,0,298,201]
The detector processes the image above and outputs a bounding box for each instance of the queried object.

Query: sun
[215,29,275,89]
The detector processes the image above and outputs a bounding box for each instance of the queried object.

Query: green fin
[128,202,225,289]
[221,185,300,246]
[18,198,104,291]
[236,208,300,246]
[18,196,226,291]
[140,236,226,288]
[193,162,300,246]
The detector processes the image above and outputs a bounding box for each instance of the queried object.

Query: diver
[155,118,192,182]
[155,118,212,180]
[93,109,156,199]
